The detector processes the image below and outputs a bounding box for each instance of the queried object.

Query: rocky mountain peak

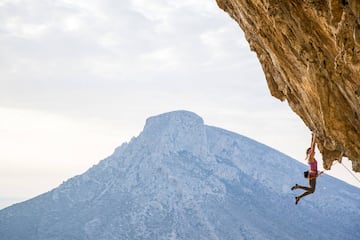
[138,110,208,158]
[0,111,359,240]
[143,110,204,134]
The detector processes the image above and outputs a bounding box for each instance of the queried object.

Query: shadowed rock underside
[216,0,360,172]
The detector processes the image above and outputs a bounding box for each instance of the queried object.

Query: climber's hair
[305,147,313,160]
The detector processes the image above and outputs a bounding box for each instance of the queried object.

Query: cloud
[0,0,258,122]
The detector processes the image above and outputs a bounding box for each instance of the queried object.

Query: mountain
[0,110,359,240]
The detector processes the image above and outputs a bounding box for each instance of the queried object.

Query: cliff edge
[216,0,360,171]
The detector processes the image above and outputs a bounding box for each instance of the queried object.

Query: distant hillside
[0,111,359,240]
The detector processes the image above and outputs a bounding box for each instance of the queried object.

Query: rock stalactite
[216,0,360,171]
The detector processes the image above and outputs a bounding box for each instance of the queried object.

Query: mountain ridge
[0,110,359,239]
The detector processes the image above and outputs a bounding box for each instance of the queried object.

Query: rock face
[216,0,360,171]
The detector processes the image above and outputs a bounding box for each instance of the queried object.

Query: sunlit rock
[216,0,360,171]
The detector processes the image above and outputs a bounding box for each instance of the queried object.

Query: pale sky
[1,0,359,209]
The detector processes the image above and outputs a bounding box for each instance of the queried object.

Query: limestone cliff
[216,0,360,172]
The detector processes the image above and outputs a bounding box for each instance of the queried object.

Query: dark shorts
[308,176,316,192]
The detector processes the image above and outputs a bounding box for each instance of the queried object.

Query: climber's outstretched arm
[308,133,316,162]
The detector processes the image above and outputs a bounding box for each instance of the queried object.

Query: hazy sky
[1,0,359,209]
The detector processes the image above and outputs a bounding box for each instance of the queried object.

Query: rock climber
[291,133,323,205]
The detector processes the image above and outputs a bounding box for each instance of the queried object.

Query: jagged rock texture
[216,0,360,171]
